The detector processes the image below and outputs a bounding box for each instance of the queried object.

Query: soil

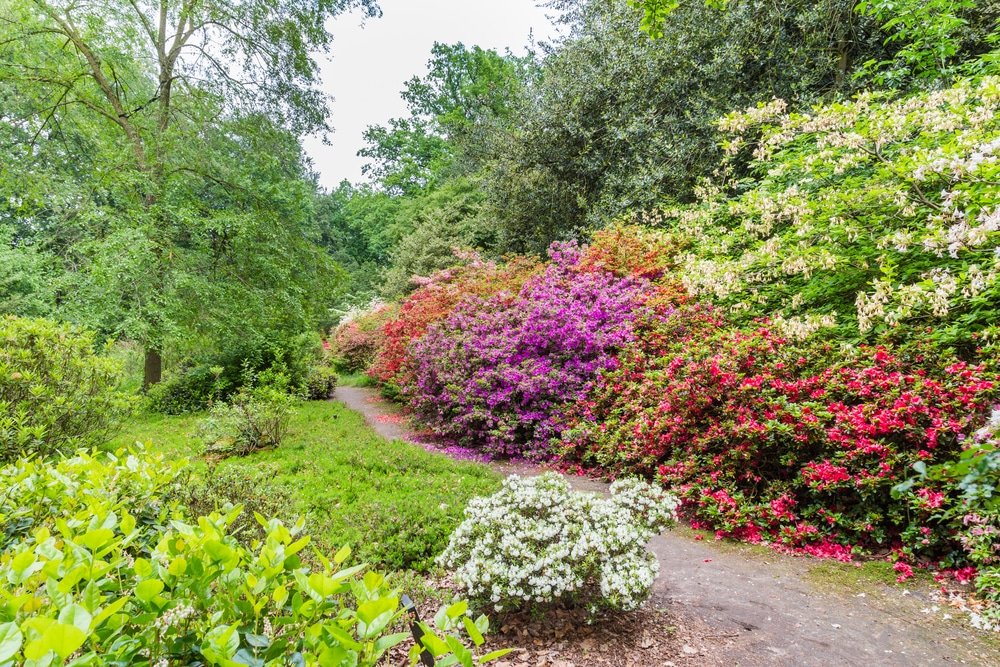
[333,386,1000,667]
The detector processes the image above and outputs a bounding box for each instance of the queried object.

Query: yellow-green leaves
[0,623,22,662]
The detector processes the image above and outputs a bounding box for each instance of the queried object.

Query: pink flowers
[894,562,914,582]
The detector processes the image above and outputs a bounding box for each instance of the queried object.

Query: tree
[359,41,534,195]
[479,0,998,254]
[0,0,377,386]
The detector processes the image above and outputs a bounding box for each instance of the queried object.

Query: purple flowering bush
[405,243,649,458]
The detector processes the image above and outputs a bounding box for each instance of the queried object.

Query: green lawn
[110,400,501,572]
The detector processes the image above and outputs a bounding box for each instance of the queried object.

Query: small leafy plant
[437,473,678,613]
[198,385,297,457]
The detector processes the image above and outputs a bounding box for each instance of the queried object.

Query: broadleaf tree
[0,0,377,386]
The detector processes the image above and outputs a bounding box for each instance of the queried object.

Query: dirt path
[333,386,1000,666]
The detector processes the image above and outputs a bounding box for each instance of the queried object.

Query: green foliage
[0,0,363,385]
[179,463,297,548]
[0,446,503,667]
[113,402,504,572]
[305,365,339,400]
[857,0,982,85]
[148,331,325,414]
[0,316,136,462]
[480,0,901,253]
[360,42,533,195]
[198,385,298,457]
[0,227,56,319]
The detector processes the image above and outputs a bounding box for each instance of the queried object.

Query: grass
[336,371,376,388]
[110,400,501,572]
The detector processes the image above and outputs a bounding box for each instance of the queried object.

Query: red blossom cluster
[558,303,998,558]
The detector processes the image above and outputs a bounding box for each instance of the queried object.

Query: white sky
[303,0,563,191]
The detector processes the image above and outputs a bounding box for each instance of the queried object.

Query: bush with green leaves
[198,384,297,457]
[179,462,296,548]
[0,315,136,462]
[437,473,679,613]
[896,412,1000,630]
[0,446,510,667]
[148,331,326,414]
[304,364,339,400]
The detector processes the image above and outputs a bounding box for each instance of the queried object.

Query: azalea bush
[437,473,678,613]
[0,315,136,461]
[406,242,650,458]
[673,75,1000,345]
[0,447,508,667]
[560,304,998,557]
[896,412,1000,628]
[368,252,539,391]
[330,302,397,373]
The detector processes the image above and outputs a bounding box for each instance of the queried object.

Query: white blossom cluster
[437,473,678,613]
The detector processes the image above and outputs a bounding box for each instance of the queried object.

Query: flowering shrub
[576,222,686,283]
[369,253,539,390]
[897,413,1000,627]
[406,243,650,457]
[330,301,397,372]
[560,306,997,556]
[0,447,506,666]
[671,75,1000,344]
[437,473,678,612]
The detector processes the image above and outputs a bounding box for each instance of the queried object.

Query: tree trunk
[144,347,163,390]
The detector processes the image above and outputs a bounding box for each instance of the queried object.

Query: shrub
[437,473,678,613]
[198,385,297,457]
[0,315,136,461]
[406,242,649,458]
[897,420,1000,628]
[561,305,998,558]
[674,76,1000,345]
[179,463,296,547]
[0,446,186,553]
[369,252,540,391]
[330,302,397,373]
[0,447,505,667]
[147,331,325,414]
[304,363,338,399]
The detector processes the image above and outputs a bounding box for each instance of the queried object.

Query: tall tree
[0,0,377,386]
[359,41,534,195]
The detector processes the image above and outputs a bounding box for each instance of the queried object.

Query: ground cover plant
[112,400,502,572]
[0,447,506,667]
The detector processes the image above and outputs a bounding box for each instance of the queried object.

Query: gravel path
[333,386,1000,666]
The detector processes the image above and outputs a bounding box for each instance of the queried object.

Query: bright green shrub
[0,315,136,461]
[198,385,297,457]
[0,447,506,667]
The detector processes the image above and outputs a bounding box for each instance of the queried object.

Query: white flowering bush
[437,473,679,613]
[667,74,1000,344]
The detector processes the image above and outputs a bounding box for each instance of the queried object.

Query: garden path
[333,386,999,666]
